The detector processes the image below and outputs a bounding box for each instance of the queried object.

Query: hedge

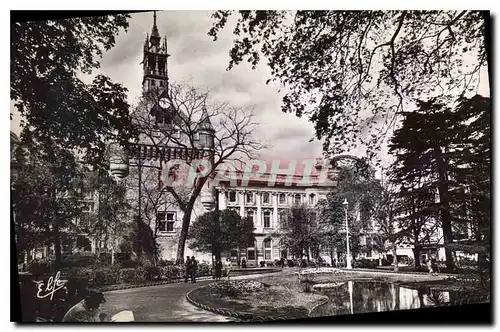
[56,263,213,287]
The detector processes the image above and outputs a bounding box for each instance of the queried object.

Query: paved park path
[101,273,276,322]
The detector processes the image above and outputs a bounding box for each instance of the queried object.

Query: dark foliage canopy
[11,15,135,170]
[188,209,255,256]
[209,10,487,158]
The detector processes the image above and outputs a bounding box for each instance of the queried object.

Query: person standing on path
[190,256,198,283]
[431,256,439,275]
[214,259,223,281]
[184,257,191,283]
[225,259,232,281]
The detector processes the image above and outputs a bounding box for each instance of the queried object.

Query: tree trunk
[392,243,398,272]
[330,247,334,266]
[394,284,400,310]
[54,218,61,270]
[417,288,426,308]
[176,208,192,264]
[237,247,241,268]
[412,247,421,268]
[433,145,455,271]
[152,240,157,267]
[214,250,221,262]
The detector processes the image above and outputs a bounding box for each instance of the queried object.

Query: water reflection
[312,281,454,317]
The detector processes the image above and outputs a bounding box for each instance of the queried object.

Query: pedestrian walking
[426,258,433,274]
[225,258,232,281]
[190,256,198,283]
[184,256,191,283]
[214,259,223,281]
[280,257,285,269]
[431,257,439,275]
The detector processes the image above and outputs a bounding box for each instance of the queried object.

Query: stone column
[256,191,262,229]
[272,192,278,229]
[218,190,226,210]
[239,191,245,218]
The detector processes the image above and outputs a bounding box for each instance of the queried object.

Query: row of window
[227,192,316,205]
[230,238,274,260]
[245,210,274,228]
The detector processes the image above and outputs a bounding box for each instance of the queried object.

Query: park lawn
[188,275,326,319]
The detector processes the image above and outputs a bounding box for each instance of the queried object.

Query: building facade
[214,162,338,266]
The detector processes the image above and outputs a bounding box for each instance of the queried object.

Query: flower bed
[311,282,346,290]
[298,267,342,275]
[188,275,325,320]
[207,280,266,296]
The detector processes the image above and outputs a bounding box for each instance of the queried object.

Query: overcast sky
[11,10,490,175]
[95,11,325,162]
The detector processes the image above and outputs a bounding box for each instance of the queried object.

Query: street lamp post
[342,198,352,269]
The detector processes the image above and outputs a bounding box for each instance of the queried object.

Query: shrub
[196,263,211,277]
[144,266,161,281]
[299,274,315,293]
[287,259,295,268]
[158,259,175,266]
[120,260,137,269]
[27,259,54,275]
[207,280,265,297]
[63,254,102,268]
[160,266,184,280]
[119,268,138,284]
[69,266,120,286]
[353,259,378,269]
[93,266,120,285]
[135,266,148,281]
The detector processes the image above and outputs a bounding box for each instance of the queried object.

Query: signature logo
[36,271,66,300]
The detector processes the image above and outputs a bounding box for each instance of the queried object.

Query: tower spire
[150,10,160,42]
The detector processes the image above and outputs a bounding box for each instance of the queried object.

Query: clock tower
[142,11,169,94]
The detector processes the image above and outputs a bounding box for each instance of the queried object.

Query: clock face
[158,95,170,109]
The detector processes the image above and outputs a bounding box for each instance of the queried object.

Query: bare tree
[131,82,266,263]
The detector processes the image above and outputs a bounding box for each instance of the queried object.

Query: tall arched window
[262,192,270,204]
[228,191,237,203]
[247,210,254,223]
[309,193,316,205]
[279,193,286,205]
[263,211,271,228]
[246,192,254,204]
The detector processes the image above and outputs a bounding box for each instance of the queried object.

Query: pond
[310,281,456,317]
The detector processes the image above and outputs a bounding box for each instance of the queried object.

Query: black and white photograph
[10,8,491,324]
